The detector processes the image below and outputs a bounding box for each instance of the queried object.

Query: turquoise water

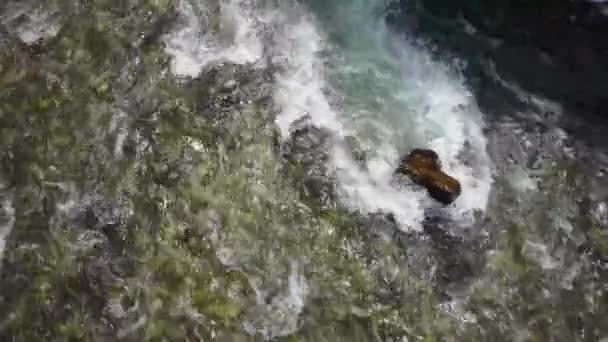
[278,0,493,225]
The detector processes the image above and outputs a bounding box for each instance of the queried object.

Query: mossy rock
[590,224,608,258]
[396,149,461,205]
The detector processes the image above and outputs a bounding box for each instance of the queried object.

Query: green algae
[0,1,607,341]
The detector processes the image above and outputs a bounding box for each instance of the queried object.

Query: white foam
[244,262,308,338]
[164,0,210,77]
[0,199,15,271]
[272,17,344,134]
[1,4,60,45]
[164,0,494,230]
[522,240,560,270]
[265,6,435,229]
[593,202,608,226]
[286,263,308,312]
[333,145,427,230]
[367,32,495,217]
[164,0,264,77]
[420,89,493,215]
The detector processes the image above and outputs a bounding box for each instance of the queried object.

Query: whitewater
[165,0,493,231]
[2,0,608,340]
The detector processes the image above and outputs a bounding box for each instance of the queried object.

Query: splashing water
[0,199,15,270]
[165,0,492,230]
[2,0,608,340]
[164,0,265,76]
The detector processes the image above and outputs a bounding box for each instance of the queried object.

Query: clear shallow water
[1,0,608,340]
[163,0,608,337]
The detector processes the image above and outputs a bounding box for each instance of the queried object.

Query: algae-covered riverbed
[1,1,607,341]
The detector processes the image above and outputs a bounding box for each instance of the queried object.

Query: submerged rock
[395,149,461,204]
[343,135,368,168]
[0,1,61,47]
[281,116,336,211]
[422,214,482,299]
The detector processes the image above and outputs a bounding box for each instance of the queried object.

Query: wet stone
[395,148,462,205]
[0,1,61,47]
[344,135,368,166]
[282,116,336,211]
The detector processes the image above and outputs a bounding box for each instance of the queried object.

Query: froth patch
[164,0,264,77]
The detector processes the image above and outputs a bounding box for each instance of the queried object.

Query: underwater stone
[222,79,237,91]
[0,2,61,46]
[344,135,367,165]
[282,116,336,210]
[395,149,461,205]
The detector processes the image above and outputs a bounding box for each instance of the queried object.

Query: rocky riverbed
[1,1,607,341]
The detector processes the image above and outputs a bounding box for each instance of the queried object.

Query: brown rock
[396,149,462,205]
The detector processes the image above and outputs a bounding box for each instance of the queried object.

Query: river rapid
[1,0,607,341]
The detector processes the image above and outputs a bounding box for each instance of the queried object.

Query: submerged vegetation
[0,1,607,341]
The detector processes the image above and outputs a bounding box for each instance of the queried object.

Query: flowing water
[166,0,493,229]
[1,0,607,341]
